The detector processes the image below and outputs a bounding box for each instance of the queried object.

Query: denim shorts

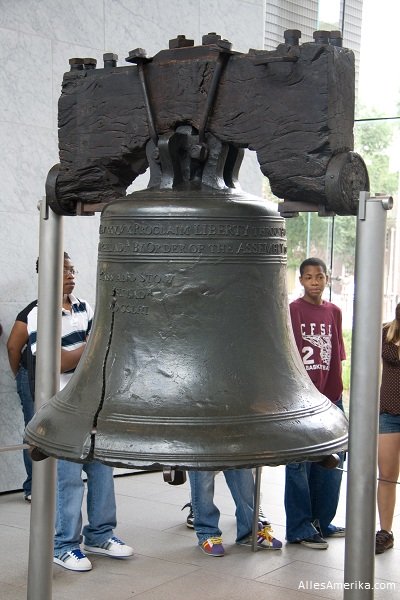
[379,412,400,434]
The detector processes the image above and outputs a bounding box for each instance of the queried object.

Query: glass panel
[286,214,356,308]
[317,0,341,29]
[261,1,400,406]
[264,0,400,331]
[354,120,400,197]
[357,0,400,120]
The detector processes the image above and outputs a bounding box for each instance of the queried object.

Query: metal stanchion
[27,199,63,600]
[252,467,262,552]
[344,192,393,599]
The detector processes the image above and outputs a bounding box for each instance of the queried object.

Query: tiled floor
[0,466,399,599]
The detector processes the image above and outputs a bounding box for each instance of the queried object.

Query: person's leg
[311,398,345,537]
[82,463,133,558]
[189,471,221,544]
[82,462,117,547]
[223,469,254,542]
[181,498,194,528]
[252,467,267,521]
[228,469,283,549]
[54,460,85,556]
[53,460,93,571]
[377,432,400,532]
[309,453,344,537]
[285,462,317,542]
[375,414,400,553]
[16,367,34,497]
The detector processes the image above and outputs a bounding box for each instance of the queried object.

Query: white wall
[0,0,265,492]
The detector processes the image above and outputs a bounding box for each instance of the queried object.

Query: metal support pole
[27,199,63,600]
[344,192,392,599]
[252,467,262,552]
[306,212,311,256]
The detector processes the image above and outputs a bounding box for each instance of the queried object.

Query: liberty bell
[25,127,348,470]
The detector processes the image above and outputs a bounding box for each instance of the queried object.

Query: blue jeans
[284,399,345,541]
[16,366,34,496]
[189,469,255,544]
[54,459,117,556]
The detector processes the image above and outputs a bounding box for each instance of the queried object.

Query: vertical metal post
[344,192,392,599]
[27,199,63,600]
[252,467,262,552]
[328,216,335,302]
[306,212,311,256]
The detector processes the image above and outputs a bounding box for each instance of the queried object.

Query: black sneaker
[313,519,345,538]
[258,507,270,525]
[181,502,194,528]
[375,529,394,554]
[327,525,345,538]
[298,533,328,549]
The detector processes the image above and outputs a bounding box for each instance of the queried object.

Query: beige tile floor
[0,466,399,599]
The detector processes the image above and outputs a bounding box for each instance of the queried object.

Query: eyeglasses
[63,268,78,276]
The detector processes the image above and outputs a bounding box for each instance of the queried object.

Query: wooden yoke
[53,30,368,217]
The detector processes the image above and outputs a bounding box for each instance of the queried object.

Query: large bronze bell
[25,131,348,470]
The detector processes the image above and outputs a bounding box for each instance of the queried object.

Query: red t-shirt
[289,297,346,402]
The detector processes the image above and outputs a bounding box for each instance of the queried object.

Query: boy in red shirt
[285,257,346,548]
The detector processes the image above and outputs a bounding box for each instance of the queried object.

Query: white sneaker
[53,548,92,571]
[83,536,134,558]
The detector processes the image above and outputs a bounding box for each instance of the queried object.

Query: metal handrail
[0,443,29,453]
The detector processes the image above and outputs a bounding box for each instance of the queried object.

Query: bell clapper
[316,454,341,469]
[29,446,49,462]
[163,467,187,486]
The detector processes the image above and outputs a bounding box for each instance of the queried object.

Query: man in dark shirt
[7,300,37,502]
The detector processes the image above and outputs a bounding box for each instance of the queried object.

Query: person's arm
[336,307,346,361]
[7,320,29,376]
[381,340,400,364]
[60,343,86,373]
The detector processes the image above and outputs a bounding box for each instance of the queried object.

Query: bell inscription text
[98,217,287,261]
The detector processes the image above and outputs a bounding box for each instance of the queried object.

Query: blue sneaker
[200,537,225,557]
[314,519,345,538]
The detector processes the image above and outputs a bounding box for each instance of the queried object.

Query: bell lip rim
[24,431,348,469]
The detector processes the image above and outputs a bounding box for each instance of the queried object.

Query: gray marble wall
[0,0,265,492]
